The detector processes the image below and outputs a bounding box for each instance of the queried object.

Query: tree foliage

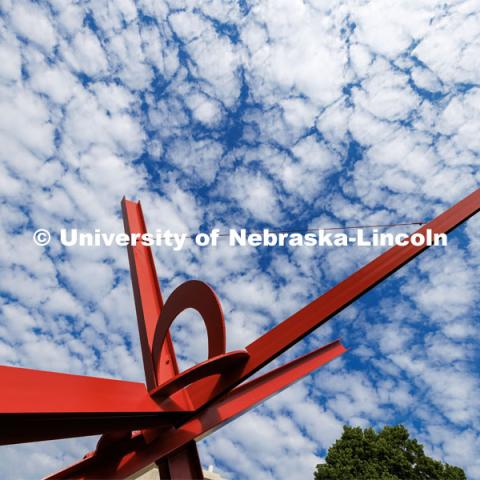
[314,425,466,480]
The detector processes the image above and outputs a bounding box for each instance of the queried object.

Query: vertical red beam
[121,198,179,389]
[156,441,204,480]
[121,198,203,479]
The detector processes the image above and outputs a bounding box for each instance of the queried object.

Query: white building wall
[128,463,224,480]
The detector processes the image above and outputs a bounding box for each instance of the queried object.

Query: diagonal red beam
[45,339,346,479]
[170,188,480,409]
[245,189,480,364]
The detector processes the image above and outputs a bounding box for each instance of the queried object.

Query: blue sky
[0,0,479,478]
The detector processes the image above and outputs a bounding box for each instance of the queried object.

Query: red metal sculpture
[1,189,479,479]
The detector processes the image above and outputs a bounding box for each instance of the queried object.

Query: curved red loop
[150,350,250,399]
[151,280,226,382]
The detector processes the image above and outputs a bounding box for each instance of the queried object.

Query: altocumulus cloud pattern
[0,1,479,479]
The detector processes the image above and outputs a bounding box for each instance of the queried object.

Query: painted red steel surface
[0,188,477,479]
[151,280,228,378]
[121,199,177,389]
[0,364,163,414]
[150,350,250,400]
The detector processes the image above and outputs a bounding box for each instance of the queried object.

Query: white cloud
[0,38,22,82]
[9,2,56,53]
[352,65,419,122]
[402,245,477,324]
[167,137,223,184]
[221,168,282,223]
[29,63,78,104]
[61,30,108,77]
[413,6,480,85]
[186,91,223,126]
[245,0,346,106]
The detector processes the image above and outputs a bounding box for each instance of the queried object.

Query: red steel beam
[45,339,346,479]
[0,364,183,415]
[156,441,204,480]
[169,188,480,410]
[121,198,201,478]
[245,189,480,364]
[121,198,179,389]
[0,365,190,444]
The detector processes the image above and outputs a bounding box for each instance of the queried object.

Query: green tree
[314,425,466,480]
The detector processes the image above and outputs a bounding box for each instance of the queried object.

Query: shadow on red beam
[0,412,183,445]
